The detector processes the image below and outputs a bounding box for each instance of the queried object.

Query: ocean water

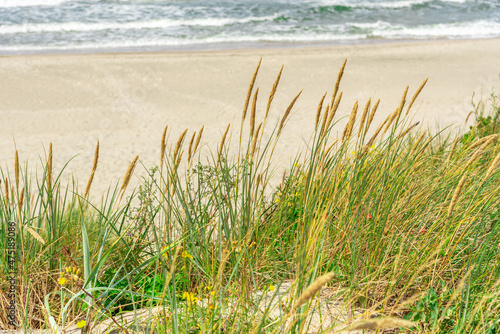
[0,0,499,54]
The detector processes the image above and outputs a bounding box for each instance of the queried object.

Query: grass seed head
[174,129,188,161]
[84,140,99,198]
[448,172,468,218]
[188,131,196,164]
[326,91,343,131]
[485,148,500,179]
[278,90,302,136]
[293,272,334,310]
[342,100,358,140]
[357,98,371,139]
[343,317,416,331]
[315,92,327,131]
[330,58,347,108]
[250,87,259,137]
[243,58,262,122]
[160,125,168,167]
[194,125,204,154]
[121,155,139,193]
[406,78,428,116]
[265,65,283,119]
[364,98,380,137]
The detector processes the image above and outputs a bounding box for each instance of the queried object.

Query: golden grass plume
[243,58,262,122]
[278,90,302,136]
[265,65,283,119]
[448,172,468,218]
[84,141,99,198]
[24,225,46,245]
[194,125,204,154]
[342,100,358,140]
[187,131,196,164]
[341,317,416,331]
[406,78,428,116]
[357,98,371,139]
[292,272,334,310]
[120,155,139,193]
[250,87,258,137]
[160,125,168,167]
[330,58,347,109]
[363,98,380,138]
[485,148,500,179]
[315,92,327,131]
[326,91,343,132]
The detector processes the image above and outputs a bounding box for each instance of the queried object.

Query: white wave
[0,16,274,35]
[370,20,500,38]
[314,0,432,9]
[0,33,367,53]
[0,0,67,7]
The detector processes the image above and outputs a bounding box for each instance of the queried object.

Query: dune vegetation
[1,60,500,333]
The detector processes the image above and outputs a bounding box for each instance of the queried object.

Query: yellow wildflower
[58,277,67,285]
[76,320,86,328]
[268,285,275,291]
[182,291,198,304]
[181,251,193,259]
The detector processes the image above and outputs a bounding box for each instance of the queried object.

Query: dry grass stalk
[160,125,168,168]
[175,150,184,169]
[463,137,496,171]
[448,172,468,218]
[445,137,460,165]
[485,148,500,179]
[315,92,328,131]
[47,142,53,194]
[250,87,259,137]
[251,122,263,157]
[24,226,46,245]
[15,150,19,190]
[193,125,204,154]
[187,131,196,164]
[326,91,343,132]
[407,131,428,158]
[330,58,347,109]
[383,85,409,135]
[396,121,420,141]
[265,65,283,119]
[364,98,380,137]
[219,123,231,158]
[406,78,428,116]
[469,134,499,151]
[342,100,359,140]
[357,98,371,139]
[319,103,330,139]
[120,155,139,193]
[18,187,24,209]
[292,272,334,310]
[17,187,24,222]
[278,90,302,136]
[4,178,9,205]
[84,141,99,198]
[362,116,390,155]
[342,317,416,331]
[173,129,188,162]
[243,58,262,122]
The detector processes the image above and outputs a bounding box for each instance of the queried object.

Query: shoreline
[1,37,500,197]
[2,36,499,58]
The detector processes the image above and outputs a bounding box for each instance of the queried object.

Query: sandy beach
[1,38,500,197]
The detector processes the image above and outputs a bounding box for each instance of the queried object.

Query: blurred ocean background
[0,0,499,54]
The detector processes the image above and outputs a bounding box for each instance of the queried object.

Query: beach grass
[1,60,500,333]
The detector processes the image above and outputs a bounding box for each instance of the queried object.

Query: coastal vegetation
[1,60,499,333]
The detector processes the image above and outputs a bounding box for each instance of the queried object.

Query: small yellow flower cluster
[181,250,193,259]
[76,320,86,329]
[182,291,198,305]
[58,267,81,286]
